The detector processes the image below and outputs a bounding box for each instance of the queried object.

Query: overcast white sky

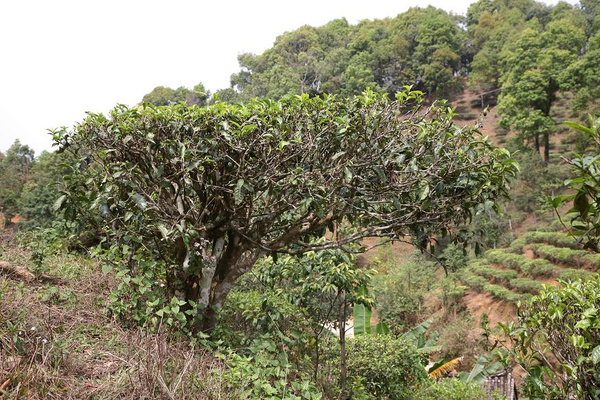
[0,0,575,156]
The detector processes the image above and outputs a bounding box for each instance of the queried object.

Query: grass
[0,244,227,399]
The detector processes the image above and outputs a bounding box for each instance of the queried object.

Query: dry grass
[0,242,229,399]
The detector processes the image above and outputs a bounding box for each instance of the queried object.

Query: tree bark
[543,131,550,164]
[339,289,348,400]
[200,249,263,334]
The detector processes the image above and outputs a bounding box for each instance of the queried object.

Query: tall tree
[230,7,466,100]
[497,12,585,162]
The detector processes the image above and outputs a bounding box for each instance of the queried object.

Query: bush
[483,284,525,303]
[372,253,435,335]
[506,231,581,254]
[220,337,323,400]
[486,249,557,278]
[440,243,469,272]
[557,267,594,281]
[412,378,488,400]
[470,262,518,282]
[530,243,590,267]
[460,270,490,291]
[508,278,543,294]
[519,259,556,278]
[582,253,600,269]
[514,276,600,399]
[523,231,581,249]
[347,335,427,399]
[485,249,524,270]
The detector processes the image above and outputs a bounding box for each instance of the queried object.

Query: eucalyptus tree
[54,89,518,332]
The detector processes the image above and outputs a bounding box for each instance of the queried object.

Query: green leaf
[353,303,372,336]
[101,264,113,274]
[464,356,487,383]
[564,121,595,137]
[52,194,67,211]
[344,167,353,184]
[374,322,390,335]
[157,223,169,240]
[591,345,600,364]
[132,193,147,210]
[373,166,387,183]
[234,179,245,205]
[419,181,430,200]
[331,151,346,161]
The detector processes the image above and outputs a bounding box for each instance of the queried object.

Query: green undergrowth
[458,229,600,306]
[529,243,600,269]
[0,248,230,399]
[506,231,583,254]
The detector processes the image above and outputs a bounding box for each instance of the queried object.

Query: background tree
[19,150,75,228]
[0,140,35,221]
[496,12,585,162]
[230,7,466,100]
[141,83,209,106]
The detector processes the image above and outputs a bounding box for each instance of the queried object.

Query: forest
[1,0,600,398]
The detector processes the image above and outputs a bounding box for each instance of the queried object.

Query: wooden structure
[483,369,518,400]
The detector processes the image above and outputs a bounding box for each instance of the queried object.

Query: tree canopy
[54,90,517,332]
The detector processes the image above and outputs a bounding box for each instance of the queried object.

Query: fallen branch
[0,261,35,282]
[0,261,63,284]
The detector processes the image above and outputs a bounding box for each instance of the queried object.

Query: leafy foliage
[141,83,209,107]
[54,89,516,332]
[346,334,427,399]
[219,338,323,400]
[371,251,436,335]
[230,8,467,99]
[508,276,600,399]
[0,140,35,222]
[413,378,489,400]
[552,117,600,253]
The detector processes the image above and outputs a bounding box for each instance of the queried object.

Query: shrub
[220,337,322,400]
[557,267,594,281]
[519,259,557,278]
[529,243,590,267]
[523,231,581,249]
[372,253,435,335]
[485,249,523,270]
[483,284,525,303]
[486,249,557,278]
[347,335,427,399]
[460,271,489,291]
[506,236,527,254]
[582,253,600,269]
[412,378,488,400]
[513,276,600,399]
[508,278,543,294]
[470,262,518,282]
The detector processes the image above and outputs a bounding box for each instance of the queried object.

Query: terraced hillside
[458,231,600,322]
